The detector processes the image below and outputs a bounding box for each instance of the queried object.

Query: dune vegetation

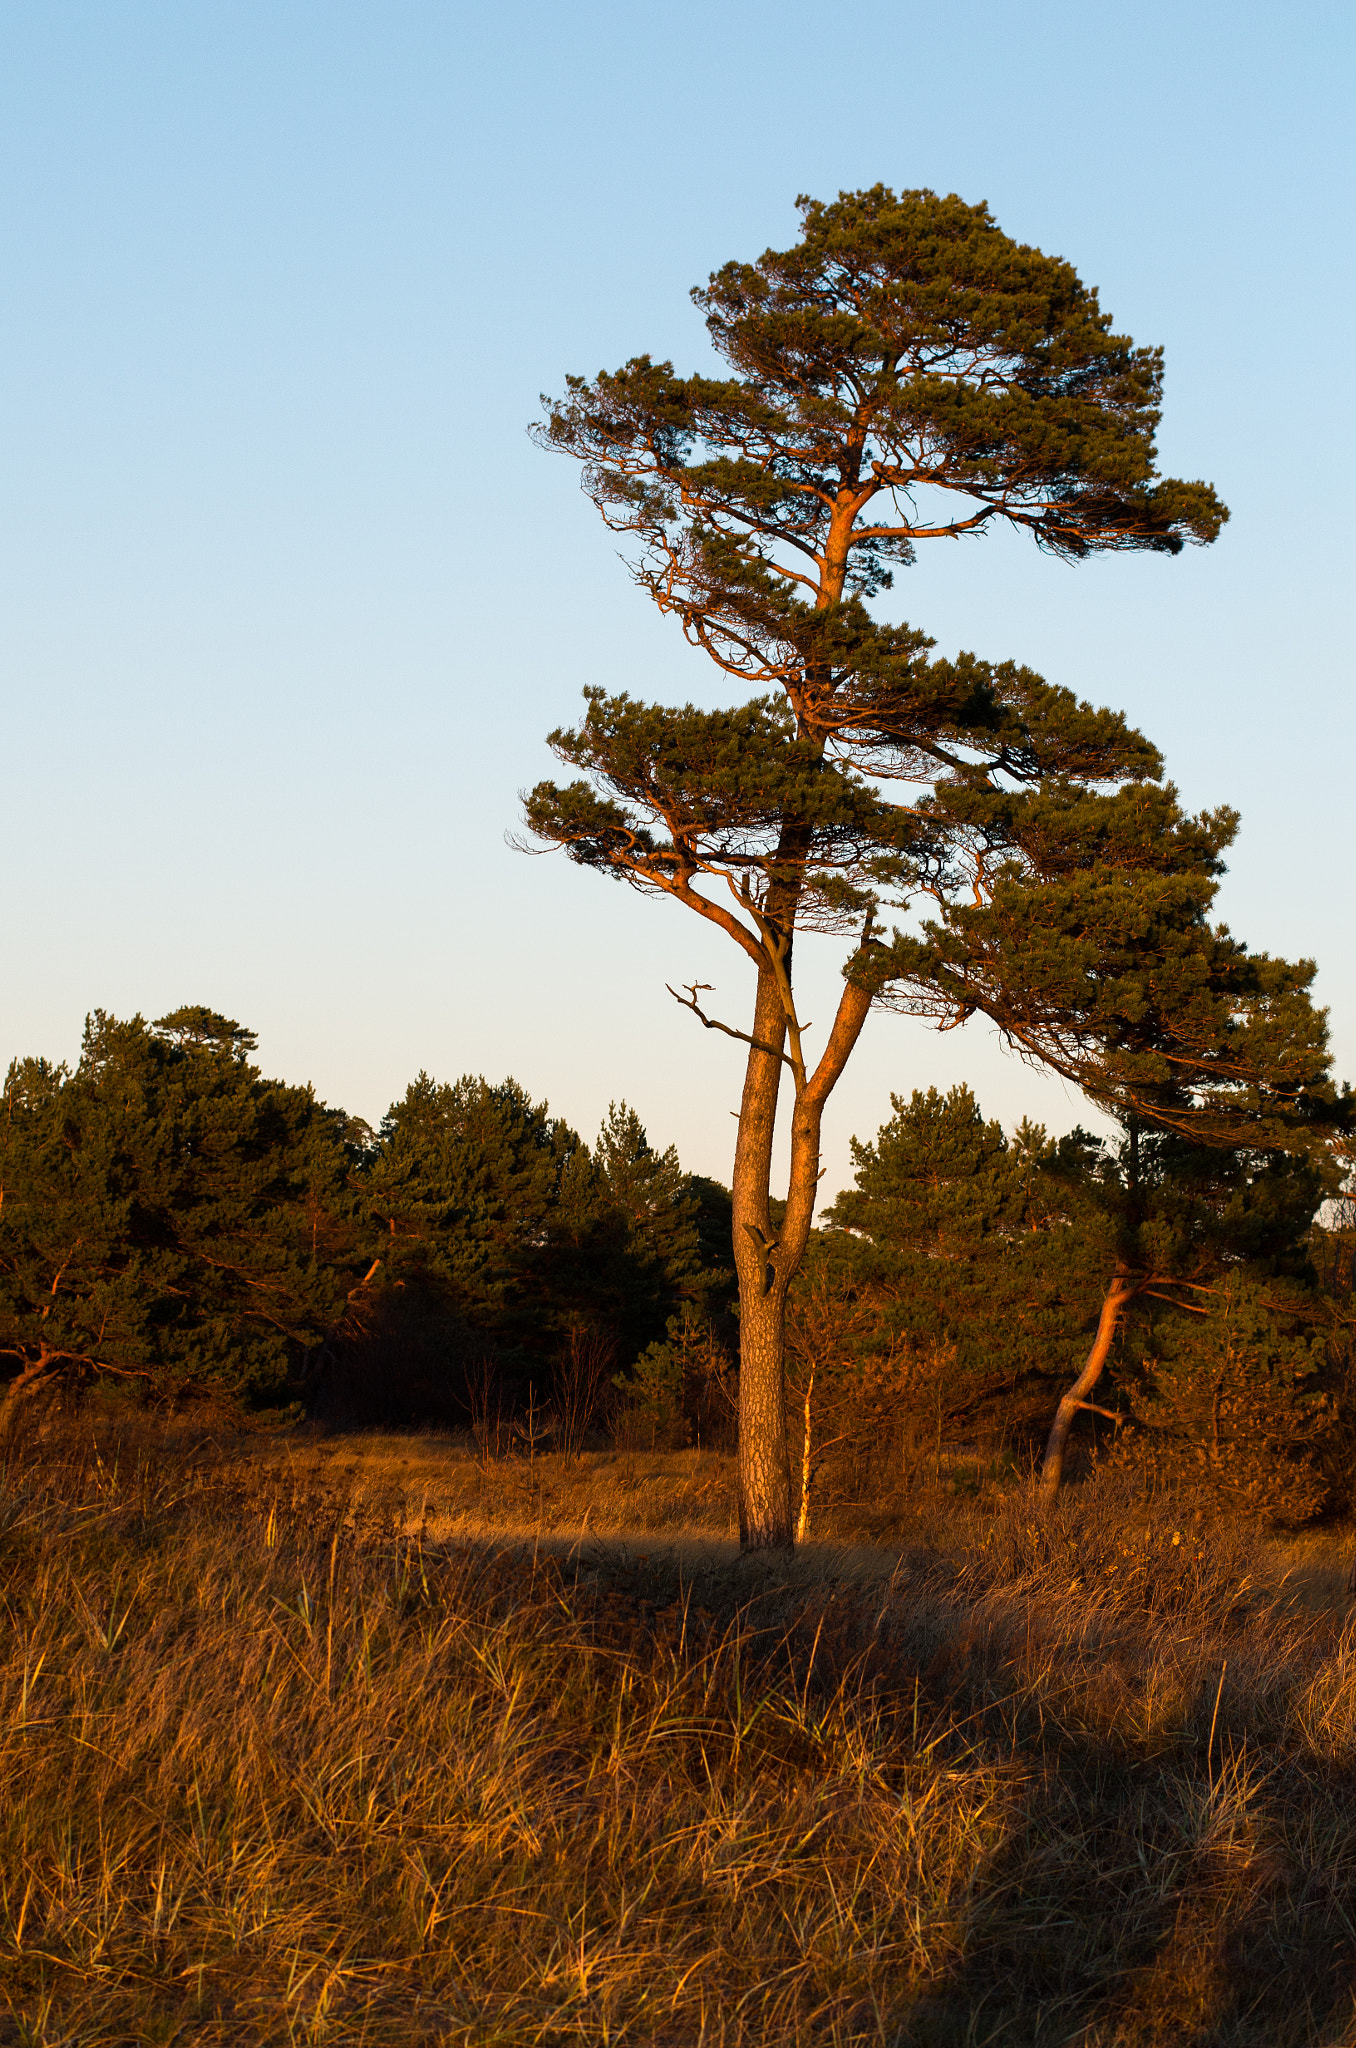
[3,1408,1356,2047]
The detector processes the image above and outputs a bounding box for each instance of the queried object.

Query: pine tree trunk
[0,1350,64,1447]
[1039,1272,1136,1500]
[737,1278,794,1548]
[729,945,874,1551]
[732,964,794,1549]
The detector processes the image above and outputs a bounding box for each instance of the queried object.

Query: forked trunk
[1039,1271,1137,1500]
[729,947,874,1551]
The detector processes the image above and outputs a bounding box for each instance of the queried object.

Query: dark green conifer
[830,1084,1026,1250]
[1040,1120,1339,1502]
[363,1074,592,1349]
[590,1102,704,1361]
[803,1088,1107,1456]
[359,1082,708,1410]
[0,1009,361,1427]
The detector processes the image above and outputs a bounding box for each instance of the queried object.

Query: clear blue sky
[2,1,1352,1199]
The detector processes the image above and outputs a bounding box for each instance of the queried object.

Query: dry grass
[235,1430,743,1547]
[2,1416,1356,2044]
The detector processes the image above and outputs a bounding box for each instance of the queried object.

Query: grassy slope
[2,1418,1356,2045]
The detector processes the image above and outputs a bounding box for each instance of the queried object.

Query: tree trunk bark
[732,963,794,1549]
[1039,1272,1137,1501]
[737,1277,794,1549]
[0,1350,64,1448]
[729,946,875,1551]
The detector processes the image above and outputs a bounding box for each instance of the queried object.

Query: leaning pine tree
[523,185,1294,1551]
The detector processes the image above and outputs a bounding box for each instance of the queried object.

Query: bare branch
[666,983,800,1072]
[1071,1401,1126,1423]
[347,1258,382,1301]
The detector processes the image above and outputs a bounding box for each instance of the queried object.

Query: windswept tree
[527,185,1251,1550]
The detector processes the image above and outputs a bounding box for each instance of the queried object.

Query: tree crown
[538,185,1227,719]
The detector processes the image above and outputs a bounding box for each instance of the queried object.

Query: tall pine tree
[528,186,1255,1548]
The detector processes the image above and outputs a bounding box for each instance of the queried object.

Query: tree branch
[347,1258,382,1301]
[803,917,881,1109]
[1071,1401,1125,1423]
[666,983,801,1072]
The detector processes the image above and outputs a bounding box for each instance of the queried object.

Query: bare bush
[465,1354,512,1471]
[554,1321,615,1458]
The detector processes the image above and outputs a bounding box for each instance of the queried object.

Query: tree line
[0,1005,731,1441]
[3,1003,1351,1526]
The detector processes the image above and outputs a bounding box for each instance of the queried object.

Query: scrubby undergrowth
[2,1416,1356,2045]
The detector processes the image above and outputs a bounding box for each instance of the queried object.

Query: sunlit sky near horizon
[2,2,1353,1203]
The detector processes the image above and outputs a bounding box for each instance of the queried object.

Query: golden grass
[239,1432,743,1545]
[2,1415,1356,2044]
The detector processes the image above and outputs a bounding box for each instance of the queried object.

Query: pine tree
[800,1089,1108,1468]
[830,1084,1026,1250]
[1038,1120,1338,1497]
[620,1302,737,1452]
[528,186,1244,1548]
[358,1083,708,1416]
[591,1102,703,1357]
[0,1009,361,1428]
[1120,1273,1330,1523]
[362,1073,593,1351]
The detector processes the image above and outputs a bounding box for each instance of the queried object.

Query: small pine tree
[830,1085,1025,1248]
[591,1102,704,1360]
[815,1086,1109,1441]
[617,1303,736,1450]
[362,1072,591,1347]
[1118,1274,1330,1522]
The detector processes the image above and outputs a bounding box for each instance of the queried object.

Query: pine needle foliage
[1118,1274,1331,1523]
[0,1010,362,1419]
[361,1080,708,1368]
[821,1085,1108,1407]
